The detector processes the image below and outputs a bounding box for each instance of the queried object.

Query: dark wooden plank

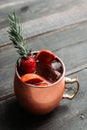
[0,0,87,28]
[1,18,87,48]
[0,69,86,130]
[0,0,87,47]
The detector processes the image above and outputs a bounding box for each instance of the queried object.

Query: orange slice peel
[21,73,44,84]
[35,82,48,86]
[36,50,57,64]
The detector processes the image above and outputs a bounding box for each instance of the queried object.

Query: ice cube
[36,63,62,83]
[51,59,63,73]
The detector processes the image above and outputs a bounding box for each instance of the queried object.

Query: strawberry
[8,13,36,74]
[20,55,36,74]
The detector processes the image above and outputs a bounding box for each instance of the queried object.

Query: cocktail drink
[8,13,79,115]
[14,50,66,114]
[14,50,79,115]
[19,50,63,86]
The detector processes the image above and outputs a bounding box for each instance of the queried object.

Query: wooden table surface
[0,0,87,130]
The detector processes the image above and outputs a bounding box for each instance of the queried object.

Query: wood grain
[0,0,86,27]
[0,0,87,47]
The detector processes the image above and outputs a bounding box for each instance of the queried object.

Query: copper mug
[14,52,79,115]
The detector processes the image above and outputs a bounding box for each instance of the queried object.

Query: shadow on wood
[2,98,69,130]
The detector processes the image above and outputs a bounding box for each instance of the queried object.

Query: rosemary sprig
[8,12,31,59]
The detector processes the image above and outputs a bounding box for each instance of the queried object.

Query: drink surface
[18,50,63,86]
[36,58,63,83]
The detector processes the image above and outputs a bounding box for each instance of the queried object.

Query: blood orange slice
[21,73,44,84]
[36,82,48,87]
[36,50,57,64]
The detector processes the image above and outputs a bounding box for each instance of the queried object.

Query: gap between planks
[0,63,87,102]
[1,18,87,49]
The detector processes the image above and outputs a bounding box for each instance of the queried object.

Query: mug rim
[15,51,65,88]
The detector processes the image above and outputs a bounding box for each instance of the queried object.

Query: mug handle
[63,77,79,100]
